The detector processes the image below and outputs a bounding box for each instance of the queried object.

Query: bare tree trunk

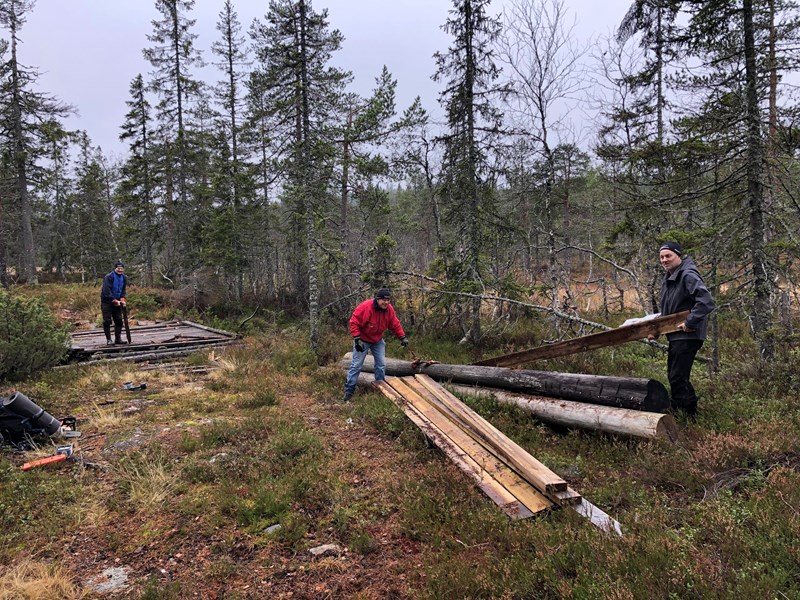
[743,0,772,360]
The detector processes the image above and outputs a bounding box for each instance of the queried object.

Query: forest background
[1,0,800,360]
[3,1,800,596]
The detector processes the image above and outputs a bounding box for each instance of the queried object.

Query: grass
[0,560,86,600]
[113,448,178,511]
[1,286,799,597]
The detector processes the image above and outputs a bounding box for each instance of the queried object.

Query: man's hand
[120,297,126,306]
[354,337,364,352]
[112,299,120,306]
[647,333,658,341]
[677,322,695,332]
[399,336,409,348]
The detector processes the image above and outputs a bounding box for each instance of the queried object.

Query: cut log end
[655,414,679,442]
[645,379,671,413]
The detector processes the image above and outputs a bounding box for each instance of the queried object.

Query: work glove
[112,299,120,306]
[354,337,365,352]
[399,336,409,348]
[120,297,126,306]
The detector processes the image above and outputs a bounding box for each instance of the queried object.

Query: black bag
[0,392,60,449]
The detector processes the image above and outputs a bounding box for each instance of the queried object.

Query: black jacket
[659,256,715,341]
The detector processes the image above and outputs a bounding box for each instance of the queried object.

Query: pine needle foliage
[0,290,69,382]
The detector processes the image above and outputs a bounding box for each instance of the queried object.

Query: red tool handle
[21,454,68,471]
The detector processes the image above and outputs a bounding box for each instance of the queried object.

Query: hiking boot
[114,338,127,345]
[106,338,113,346]
[343,391,353,402]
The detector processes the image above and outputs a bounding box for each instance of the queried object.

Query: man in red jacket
[344,287,408,401]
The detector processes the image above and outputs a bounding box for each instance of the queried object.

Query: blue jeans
[344,338,386,396]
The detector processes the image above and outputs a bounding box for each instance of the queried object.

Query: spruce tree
[118,74,159,287]
[142,0,204,277]
[249,0,350,352]
[434,0,504,344]
[0,0,69,283]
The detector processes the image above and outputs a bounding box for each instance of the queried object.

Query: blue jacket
[100,271,127,304]
[659,256,715,341]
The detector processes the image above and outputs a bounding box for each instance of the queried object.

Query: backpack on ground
[0,391,62,450]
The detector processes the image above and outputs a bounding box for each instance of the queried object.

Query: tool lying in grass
[21,445,73,470]
[20,444,105,471]
[55,416,82,439]
[122,382,147,391]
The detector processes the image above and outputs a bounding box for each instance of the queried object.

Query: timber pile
[473,310,690,368]
[373,374,581,518]
[356,373,677,442]
[344,354,670,412]
[68,320,239,364]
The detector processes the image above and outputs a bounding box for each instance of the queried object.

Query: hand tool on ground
[121,302,132,344]
[55,416,82,439]
[20,444,104,471]
[122,382,147,391]
[21,445,73,470]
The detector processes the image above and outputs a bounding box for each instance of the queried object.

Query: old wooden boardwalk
[68,320,239,364]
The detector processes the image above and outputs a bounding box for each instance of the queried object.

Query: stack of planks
[374,374,581,518]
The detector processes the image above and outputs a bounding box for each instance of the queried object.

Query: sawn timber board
[375,377,557,517]
[474,310,691,368]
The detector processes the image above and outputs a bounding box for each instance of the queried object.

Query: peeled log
[447,382,677,441]
[356,373,677,442]
[342,354,670,412]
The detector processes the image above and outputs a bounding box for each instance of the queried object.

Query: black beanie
[658,242,682,256]
[375,287,391,299]
[114,261,125,268]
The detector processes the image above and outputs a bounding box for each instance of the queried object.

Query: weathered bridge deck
[69,320,239,363]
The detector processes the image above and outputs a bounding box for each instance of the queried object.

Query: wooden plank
[374,380,545,518]
[410,375,575,502]
[379,380,535,519]
[388,379,553,516]
[473,310,690,368]
[389,378,554,515]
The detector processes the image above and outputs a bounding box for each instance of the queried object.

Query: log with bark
[342,354,670,412]
[356,373,677,441]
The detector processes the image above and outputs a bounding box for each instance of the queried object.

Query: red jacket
[349,299,405,343]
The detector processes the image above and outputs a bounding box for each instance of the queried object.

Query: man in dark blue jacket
[651,242,715,418]
[100,261,128,345]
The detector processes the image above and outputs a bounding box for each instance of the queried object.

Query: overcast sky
[18,0,632,160]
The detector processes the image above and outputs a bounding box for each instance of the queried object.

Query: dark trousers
[667,339,703,413]
[101,302,123,341]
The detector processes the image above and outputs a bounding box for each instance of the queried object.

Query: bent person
[344,288,408,402]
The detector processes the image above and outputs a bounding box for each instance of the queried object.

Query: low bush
[0,290,70,383]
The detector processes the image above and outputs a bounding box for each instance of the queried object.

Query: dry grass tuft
[74,490,110,530]
[88,403,126,431]
[114,454,177,511]
[0,560,86,600]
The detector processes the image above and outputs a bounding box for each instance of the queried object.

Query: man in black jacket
[650,242,715,418]
[100,261,128,345]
